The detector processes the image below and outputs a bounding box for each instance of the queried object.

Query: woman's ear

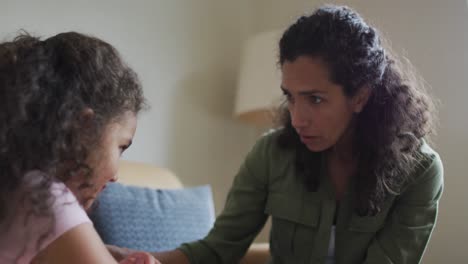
[352,86,371,113]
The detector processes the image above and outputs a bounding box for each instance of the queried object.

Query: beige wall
[251,0,468,262]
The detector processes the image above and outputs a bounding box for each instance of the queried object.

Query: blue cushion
[89,182,215,251]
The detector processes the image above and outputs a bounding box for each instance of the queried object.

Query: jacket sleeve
[363,152,444,264]
[178,135,273,264]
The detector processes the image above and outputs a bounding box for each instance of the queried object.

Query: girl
[0,32,159,264]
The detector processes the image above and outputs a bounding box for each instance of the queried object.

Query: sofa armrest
[118,160,182,189]
[240,243,270,264]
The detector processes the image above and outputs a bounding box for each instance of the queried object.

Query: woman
[112,5,443,264]
[0,32,159,264]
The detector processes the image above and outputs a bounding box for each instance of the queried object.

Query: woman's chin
[304,143,329,152]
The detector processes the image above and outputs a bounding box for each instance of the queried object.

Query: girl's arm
[33,223,159,264]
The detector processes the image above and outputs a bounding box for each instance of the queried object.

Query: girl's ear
[78,108,95,127]
[352,86,371,113]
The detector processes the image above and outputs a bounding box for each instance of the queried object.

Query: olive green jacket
[179,130,444,264]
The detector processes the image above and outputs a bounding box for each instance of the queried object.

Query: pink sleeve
[0,182,91,264]
[47,183,92,245]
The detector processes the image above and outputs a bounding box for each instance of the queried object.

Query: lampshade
[234,30,283,127]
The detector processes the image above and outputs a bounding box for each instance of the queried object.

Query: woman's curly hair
[276,5,437,215]
[0,32,146,249]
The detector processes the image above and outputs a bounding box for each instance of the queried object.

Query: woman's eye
[309,96,323,104]
[282,92,293,103]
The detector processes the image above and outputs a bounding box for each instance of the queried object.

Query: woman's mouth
[300,135,319,144]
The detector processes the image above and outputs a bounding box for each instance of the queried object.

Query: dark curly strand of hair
[0,32,146,249]
[276,5,436,216]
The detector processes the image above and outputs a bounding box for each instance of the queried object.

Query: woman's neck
[329,121,357,163]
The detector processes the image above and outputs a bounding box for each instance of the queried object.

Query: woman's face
[69,111,137,209]
[281,56,368,152]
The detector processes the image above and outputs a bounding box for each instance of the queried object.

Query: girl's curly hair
[0,32,146,251]
[276,5,437,215]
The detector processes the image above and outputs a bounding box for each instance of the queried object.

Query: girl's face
[70,111,137,210]
[281,56,369,152]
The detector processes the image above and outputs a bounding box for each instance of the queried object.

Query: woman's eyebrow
[281,86,327,95]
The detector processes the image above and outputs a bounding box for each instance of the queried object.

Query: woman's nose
[290,105,309,130]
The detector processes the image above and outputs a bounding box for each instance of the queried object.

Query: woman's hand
[119,252,161,264]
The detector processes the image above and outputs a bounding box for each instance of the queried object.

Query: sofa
[90,160,270,264]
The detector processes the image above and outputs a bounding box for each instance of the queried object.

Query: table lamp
[234,30,283,127]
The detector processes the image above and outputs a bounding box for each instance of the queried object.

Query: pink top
[0,176,91,264]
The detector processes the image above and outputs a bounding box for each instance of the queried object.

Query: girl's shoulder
[0,174,90,263]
